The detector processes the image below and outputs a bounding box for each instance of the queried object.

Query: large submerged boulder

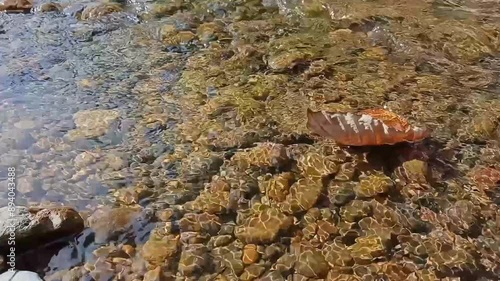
[0,206,84,254]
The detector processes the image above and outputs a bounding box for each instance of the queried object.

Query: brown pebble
[242,244,260,265]
[143,266,164,281]
[156,208,175,222]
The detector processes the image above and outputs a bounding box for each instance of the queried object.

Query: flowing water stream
[1,0,499,280]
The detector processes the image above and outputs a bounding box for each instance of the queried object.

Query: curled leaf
[306,108,431,146]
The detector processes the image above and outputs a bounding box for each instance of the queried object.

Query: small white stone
[0,270,44,281]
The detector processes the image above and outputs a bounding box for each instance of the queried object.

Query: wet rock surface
[66,109,121,141]
[1,0,500,280]
[0,0,32,13]
[0,206,84,253]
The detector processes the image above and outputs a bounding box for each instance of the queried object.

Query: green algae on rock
[265,33,328,71]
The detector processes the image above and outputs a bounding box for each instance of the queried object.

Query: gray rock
[0,129,36,150]
[65,109,120,141]
[262,0,279,8]
[103,153,127,171]
[74,151,98,168]
[0,206,84,254]
[15,176,43,195]
[0,207,31,242]
[0,152,22,167]
[73,109,120,131]
[13,120,37,130]
[88,206,152,243]
[62,3,85,18]
[0,270,43,281]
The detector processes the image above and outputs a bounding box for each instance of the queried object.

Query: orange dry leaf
[306,108,431,146]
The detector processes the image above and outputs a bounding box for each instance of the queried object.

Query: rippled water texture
[1,0,500,280]
[0,1,179,209]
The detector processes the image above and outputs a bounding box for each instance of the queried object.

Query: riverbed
[1,0,499,280]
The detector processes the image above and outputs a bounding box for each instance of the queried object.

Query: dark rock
[0,0,32,13]
[0,206,84,255]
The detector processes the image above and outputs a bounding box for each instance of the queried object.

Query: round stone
[242,244,260,265]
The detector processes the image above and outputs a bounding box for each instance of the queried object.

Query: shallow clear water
[1,0,499,279]
[0,5,179,210]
